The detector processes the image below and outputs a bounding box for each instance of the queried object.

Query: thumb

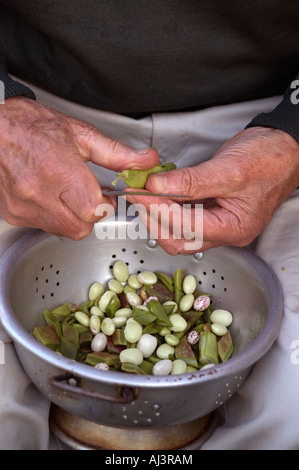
[70,120,159,171]
[145,165,209,197]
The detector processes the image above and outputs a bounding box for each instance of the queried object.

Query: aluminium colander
[0,224,283,429]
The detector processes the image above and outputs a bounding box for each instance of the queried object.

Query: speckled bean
[193,295,211,311]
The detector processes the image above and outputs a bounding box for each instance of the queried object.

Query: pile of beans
[33,261,234,375]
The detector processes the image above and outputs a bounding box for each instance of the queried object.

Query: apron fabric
[1,81,298,449]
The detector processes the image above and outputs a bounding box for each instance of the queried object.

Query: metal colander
[0,225,283,429]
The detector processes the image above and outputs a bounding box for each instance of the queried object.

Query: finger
[146,162,227,199]
[57,153,116,224]
[69,120,160,171]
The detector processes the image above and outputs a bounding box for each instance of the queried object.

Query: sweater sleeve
[246,74,299,144]
[0,67,36,100]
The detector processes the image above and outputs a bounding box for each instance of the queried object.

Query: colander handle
[49,373,137,404]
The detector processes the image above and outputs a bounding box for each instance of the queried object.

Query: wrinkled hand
[0,97,159,239]
[126,127,299,254]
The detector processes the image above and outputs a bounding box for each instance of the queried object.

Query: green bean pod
[112,162,176,189]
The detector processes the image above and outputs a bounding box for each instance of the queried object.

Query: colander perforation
[35,263,61,301]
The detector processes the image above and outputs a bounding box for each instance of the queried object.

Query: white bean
[159,327,171,336]
[112,316,127,328]
[193,295,211,311]
[119,348,143,365]
[74,311,90,327]
[179,294,195,312]
[89,314,101,335]
[124,319,143,343]
[165,334,180,346]
[98,290,116,313]
[182,275,197,294]
[143,295,159,305]
[108,278,124,294]
[88,282,105,301]
[201,363,216,370]
[210,309,233,326]
[137,334,158,358]
[126,291,142,307]
[124,285,136,294]
[128,274,143,289]
[169,313,188,332]
[211,322,227,336]
[91,332,107,352]
[152,359,173,376]
[156,343,175,359]
[137,271,158,285]
[113,260,129,282]
[94,363,110,371]
[101,317,115,336]
[114,307,133,319]
[135,305,149,311]
[163,300,178,313]
[90,306,105,318]
[171,359,187,375]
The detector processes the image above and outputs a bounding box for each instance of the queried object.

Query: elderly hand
[0,96,159,239]
[126,127,299,254]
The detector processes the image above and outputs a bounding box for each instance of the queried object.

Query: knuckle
[180,167,202,196]
[67,224,93,241]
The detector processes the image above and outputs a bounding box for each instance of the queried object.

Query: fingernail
[136,147,154,155]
